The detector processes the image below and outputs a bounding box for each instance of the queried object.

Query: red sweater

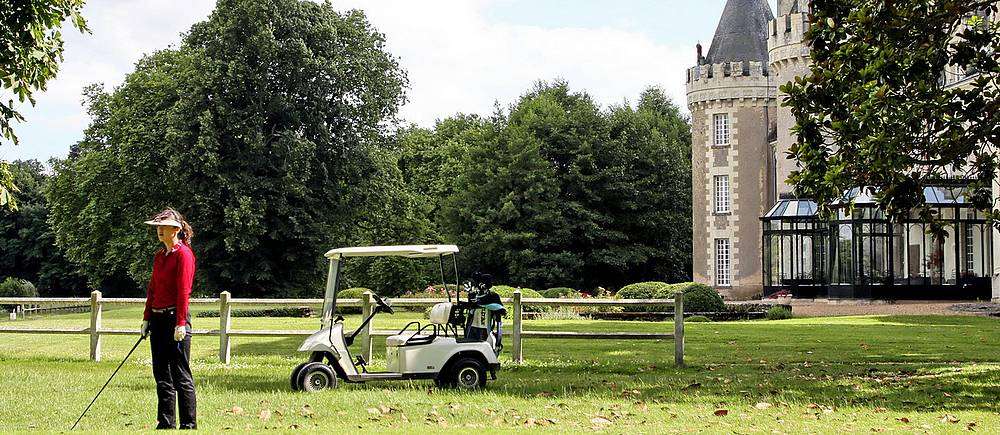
[143,242,196,326]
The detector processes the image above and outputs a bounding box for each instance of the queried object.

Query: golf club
[70,334,146,430]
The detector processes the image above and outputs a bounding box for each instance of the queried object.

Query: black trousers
[149,311,197,429]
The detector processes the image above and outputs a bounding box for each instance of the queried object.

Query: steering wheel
[371,293,394,314]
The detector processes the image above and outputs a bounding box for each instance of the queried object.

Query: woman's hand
[174,326,186,341]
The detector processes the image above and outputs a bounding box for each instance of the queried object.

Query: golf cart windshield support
[438,254,451,302]
[452,255,459,296]
[345,303,379,347]
[321,259,341,327]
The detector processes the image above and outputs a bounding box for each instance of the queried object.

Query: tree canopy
[47,0,409,296]
[0,160,87,295]
[399,82,692,291]
[784,1,1000,225]
[1,0,88,209]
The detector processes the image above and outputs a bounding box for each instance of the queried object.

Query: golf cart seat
[385,303,453,347]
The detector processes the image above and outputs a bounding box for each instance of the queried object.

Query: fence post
[90,291,103,362]
[674,292,684,367]
[512,290,523,364]
[219,291,232,364]
[361,291,373,362]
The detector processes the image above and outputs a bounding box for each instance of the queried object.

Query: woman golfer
[141,208,197,429]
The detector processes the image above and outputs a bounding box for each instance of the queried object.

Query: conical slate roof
[704,0,774,65]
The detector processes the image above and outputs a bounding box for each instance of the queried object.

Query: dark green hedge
[491,285,548,312]
[659,282,725,313]
[196,307,313,318]
[541,287,581,298]
[614,281,725,313]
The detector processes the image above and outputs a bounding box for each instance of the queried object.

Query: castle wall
[688,62,776,300]
[768,12,811,197]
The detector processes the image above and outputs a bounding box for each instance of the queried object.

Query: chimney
[696,42,704,64]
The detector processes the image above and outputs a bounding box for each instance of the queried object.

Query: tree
[442,82,600,289]
[784,1,1000,226]
[47,0,408,296]
[0,160,88,295]
[1,0,89,209]
[430,81,692,290]
[600,87,693,285]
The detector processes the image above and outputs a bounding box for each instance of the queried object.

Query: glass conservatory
[762,186,993,300]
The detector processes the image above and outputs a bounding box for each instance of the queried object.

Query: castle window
[714,175,731,214]
[716,238,731,287]
[713,113,730,146]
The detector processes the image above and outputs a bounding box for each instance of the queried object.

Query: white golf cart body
[295,245,500,387]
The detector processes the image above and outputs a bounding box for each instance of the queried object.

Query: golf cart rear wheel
[290,362,310,391]
[297,362,337,392]
[451,358,487,390]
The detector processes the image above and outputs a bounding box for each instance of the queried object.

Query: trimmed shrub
[685,315,711,322]
[658,282,725,313]
[0,277,38,298]
[766,306,793,320]
[616,282,671,312]
[541,287,582,299]
[334,287,370,314]
[491,285,548,312]
[615,281,670,299]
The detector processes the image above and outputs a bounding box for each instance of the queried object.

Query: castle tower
[768,0,812,196]
[686,0,777,300]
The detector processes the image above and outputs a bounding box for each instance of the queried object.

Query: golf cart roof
[324,244,459,259]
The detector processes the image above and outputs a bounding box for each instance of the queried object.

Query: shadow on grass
[873,315,998,327]
[7,314,1000,415]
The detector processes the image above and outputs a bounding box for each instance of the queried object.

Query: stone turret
[777,0,809,16]
[768,1,812,196]
[685,0,777,300]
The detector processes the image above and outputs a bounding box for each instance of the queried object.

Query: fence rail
[0,291,684,366]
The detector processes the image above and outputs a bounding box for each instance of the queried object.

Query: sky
[2,0,779,163]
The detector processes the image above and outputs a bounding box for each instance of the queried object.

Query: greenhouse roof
[763,199,817,219]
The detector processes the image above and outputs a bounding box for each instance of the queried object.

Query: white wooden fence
[0,291,684,366]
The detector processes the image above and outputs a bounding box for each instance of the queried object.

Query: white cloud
[4,0,692,162]
[337,0,690,126]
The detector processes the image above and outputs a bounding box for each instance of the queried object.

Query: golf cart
[290,245,505,392]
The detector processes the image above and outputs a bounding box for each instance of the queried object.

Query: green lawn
[1,306,998,433]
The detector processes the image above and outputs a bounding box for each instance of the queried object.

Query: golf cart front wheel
[451,358,487,390]
[290,362,310,391]
[297,362,337,392]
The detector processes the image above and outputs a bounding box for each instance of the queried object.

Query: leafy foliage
[490,285,547,312]
[659,282,725,313]
[615,281,670,299]
[0,162,17,209]
[0,1,89,209]
[404,82,692,291]
[46,0,409,296]
[334,287,371,314]
[541,287,581,298]
[766,305,794,320]
[784,1,1000,226]
[196,307,312,318]
[0,277,37,297]
[0,160,87,295]
[684,315,711,322]
[0,0,88,145]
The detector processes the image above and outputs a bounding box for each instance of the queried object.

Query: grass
[1,306,998,433]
